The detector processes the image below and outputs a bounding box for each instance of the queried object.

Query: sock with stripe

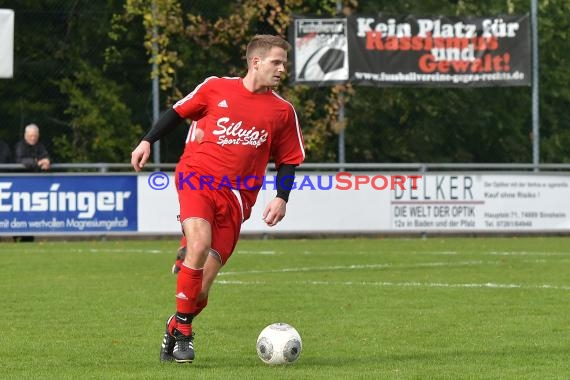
[174,265,203,336]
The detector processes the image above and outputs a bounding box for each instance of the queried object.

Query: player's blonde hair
[246,35,291,66]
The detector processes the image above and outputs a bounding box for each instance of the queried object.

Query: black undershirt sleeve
[276,164,296,203]
[142,108,185,144]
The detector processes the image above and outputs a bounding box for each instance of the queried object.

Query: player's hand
[262,197,287,227]
[131,141,151,172]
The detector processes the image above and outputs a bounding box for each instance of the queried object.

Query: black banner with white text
[290,14,530,87]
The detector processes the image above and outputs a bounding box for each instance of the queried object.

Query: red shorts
[176,171,244,265]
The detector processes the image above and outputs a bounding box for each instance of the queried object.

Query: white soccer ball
[256,322,302,365]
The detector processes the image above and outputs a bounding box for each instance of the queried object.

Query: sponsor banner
[290,17,350,86]
[349,14,530,87]
[3,172,568,235]
[137,174,180,234]
[290,14,530,87]
[136,172,394,234]
[91,172,570,234]
[254,173,570,233]
[390,174,570,231]
[0,175,137,234]
[245,172,393,233]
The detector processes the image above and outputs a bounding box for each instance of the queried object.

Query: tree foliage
[54,61,142,162]
[0,0,146,163]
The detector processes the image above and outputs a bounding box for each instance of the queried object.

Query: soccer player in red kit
[130,34,305,363]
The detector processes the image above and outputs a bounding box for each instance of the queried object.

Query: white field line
[408,251,458,255]
[218,259,569,291]
[218,260,492,276]
[31,248,277,255]
[236,250,277,255]
[88,248,163,254]
[4,248,166,254]
[215,279,570,291]
[232,250,570,256]
[486,251,570,256]
[401,251,569,256]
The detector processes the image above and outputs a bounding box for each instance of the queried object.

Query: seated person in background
[14,123,51,171]
[0,139,11,163]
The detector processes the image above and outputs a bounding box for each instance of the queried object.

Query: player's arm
[263,164,296,227]
[276,163,296,203]
[262,102,304,226]
[131,108,184,171]
[142,108,184,144]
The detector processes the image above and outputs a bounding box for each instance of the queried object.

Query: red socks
[174,265,203,335]
[176,265,203,313]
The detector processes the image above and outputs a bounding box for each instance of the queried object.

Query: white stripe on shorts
[230,189,244,223]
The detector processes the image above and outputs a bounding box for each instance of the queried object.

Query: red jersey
[173,76,305,208]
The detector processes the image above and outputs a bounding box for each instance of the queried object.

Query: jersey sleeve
[272,103,305,167]
[172,76,217,120]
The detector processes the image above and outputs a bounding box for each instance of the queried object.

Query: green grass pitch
[1,237,569,379]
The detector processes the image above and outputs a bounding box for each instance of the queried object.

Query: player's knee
[188,240,210,258]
